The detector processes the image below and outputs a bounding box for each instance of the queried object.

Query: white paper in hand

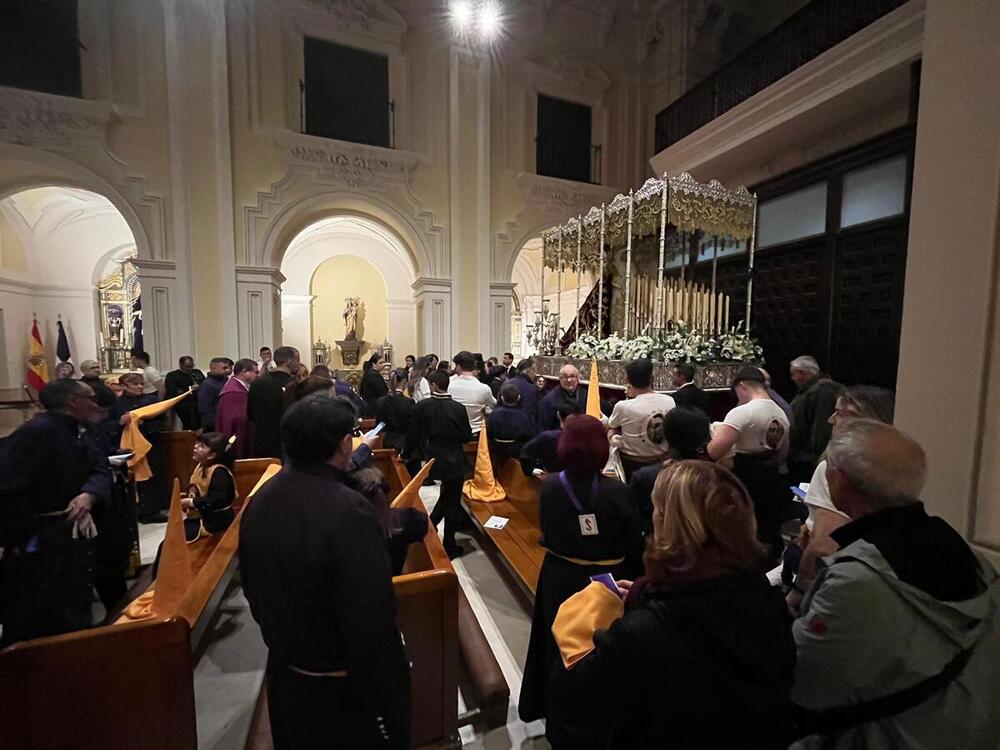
[484,515,509,530]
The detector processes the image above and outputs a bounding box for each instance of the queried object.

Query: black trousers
[618,453,661,483]
[0,521,93,647]
[430,476,464,548]
[266,656,410,750]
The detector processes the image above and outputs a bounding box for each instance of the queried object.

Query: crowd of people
[1,343,997,749]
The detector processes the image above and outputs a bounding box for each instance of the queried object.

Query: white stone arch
[258,190,435,279]
[0,144,155,262]
[0,184,144,385]
[278,215,418,363]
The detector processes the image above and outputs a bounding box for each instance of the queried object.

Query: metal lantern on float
[312,339,329,366]
[378,338,393,368]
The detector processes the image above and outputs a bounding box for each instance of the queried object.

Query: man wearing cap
[707,366,790,561]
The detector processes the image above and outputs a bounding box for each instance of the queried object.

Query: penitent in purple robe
[216,377,253,459]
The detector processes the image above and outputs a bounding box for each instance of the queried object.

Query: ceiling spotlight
[450,0,473,30]
[477,2,502,39]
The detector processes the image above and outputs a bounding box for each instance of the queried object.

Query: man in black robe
[164,355,205,430]
[670,362,712,415]
[404,369,472,558]
[0,379,111,646]
[240,394,410,749]
[247,346,300,458]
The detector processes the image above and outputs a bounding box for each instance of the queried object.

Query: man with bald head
[790,420,999,747]
[538,363,592,431]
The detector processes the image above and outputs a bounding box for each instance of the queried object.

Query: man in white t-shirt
[448,350,496,436]
[608,358,675,480]
[708,366,790,560]
[130,350,164,398]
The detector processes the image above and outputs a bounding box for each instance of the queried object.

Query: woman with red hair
[519,415,643,749]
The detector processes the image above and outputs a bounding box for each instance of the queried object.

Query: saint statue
[342,296,361,340]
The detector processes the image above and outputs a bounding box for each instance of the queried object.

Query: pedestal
[336,339,364,366]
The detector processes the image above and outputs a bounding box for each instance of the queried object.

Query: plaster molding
[0,87,115,145]
[276,131,419,189]
[524,55,613,100]
[516,173,618,215]
[293,0,406,45]
[243,158,443,278]
[236,264,286,287]
[0,276,94,298]
[0,92,167,264]
[411,276,452,294]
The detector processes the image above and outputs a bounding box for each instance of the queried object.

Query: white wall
[0,187,137,383]
[279,216,417,364]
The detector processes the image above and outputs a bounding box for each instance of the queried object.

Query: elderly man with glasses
[0,379,111,646]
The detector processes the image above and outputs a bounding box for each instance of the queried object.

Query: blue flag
[56,319,71,363]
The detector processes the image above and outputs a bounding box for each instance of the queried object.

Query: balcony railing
[654,0,910,153]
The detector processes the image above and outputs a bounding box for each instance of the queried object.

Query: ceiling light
[477,2,502,40]
[450,0,473,30]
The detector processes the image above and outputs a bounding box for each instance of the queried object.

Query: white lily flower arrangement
[559,323,763,364]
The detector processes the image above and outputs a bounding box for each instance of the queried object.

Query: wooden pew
[233,458,281,510]
[247,451,462,749]
[160,430,198,488]
[462,456,545,610]
[0,618,197,749]
[0,460,280,749]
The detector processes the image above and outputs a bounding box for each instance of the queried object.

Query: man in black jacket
[788,355,841,482]
[164,355,205,430]
[240,394,410,749]
[404,369,472,558]
[0,380,111,646]
[197,357,232,431]
[247,346,300,458]
[670,363,711,415]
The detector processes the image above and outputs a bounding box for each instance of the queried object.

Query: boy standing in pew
[240,394,410,749]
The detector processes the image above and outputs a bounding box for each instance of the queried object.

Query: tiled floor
[135,482,551,748]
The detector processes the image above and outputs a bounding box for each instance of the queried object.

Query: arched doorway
[0,186,140,386]
[510,236,594,356]
[279,216,417,369]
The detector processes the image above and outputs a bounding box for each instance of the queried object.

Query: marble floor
[136,482,551,749]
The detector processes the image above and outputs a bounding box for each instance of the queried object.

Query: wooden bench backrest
[161,430,198,488]
[380,452,459,748]
[232,458,281,510]
[0,618,197,750]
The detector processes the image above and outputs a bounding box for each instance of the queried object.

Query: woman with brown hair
[549,460,796,749]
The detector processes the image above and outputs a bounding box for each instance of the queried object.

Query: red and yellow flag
[27,318,49,392]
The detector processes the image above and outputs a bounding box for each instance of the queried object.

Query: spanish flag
[27,318,49,392]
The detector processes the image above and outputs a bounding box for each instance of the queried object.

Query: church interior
[1,0,999,748]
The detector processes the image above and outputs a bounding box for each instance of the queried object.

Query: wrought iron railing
[654,0,909,152]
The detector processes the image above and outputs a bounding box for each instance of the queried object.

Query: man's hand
[119,412,133,427]
[181,497,194,510]
[66,493,95,522]
[361,433,379,449]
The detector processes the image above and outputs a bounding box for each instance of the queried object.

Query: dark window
[536,94,591,183]
[0,0,82,98]
[303,37,390,148]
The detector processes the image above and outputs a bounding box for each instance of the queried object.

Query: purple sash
[558,471,600,513]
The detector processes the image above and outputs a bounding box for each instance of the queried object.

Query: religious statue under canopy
[342,296,361,340]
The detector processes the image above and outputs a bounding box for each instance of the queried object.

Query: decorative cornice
[517,172,618,215]
[275,132,419,189]
[236,265,286,286]
[0,87,116,147]
[411,276,452,294]
[524,55,612,98]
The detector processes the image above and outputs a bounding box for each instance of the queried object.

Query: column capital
[236,265,285,287]
[411,276,453,295]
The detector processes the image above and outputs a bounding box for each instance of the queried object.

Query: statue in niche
[107,305,125,344]
[342,296,362,340]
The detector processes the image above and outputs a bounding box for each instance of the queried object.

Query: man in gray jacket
[791,419,999,749]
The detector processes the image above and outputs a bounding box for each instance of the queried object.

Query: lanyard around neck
[558,471,599,513]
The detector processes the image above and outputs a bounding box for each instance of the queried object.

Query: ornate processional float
[528,172,763,390]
